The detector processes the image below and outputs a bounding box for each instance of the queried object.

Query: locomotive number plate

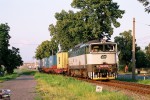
[101,55,107,59]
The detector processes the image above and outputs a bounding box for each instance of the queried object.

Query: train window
[59,57,60,64]
[104,44,115,52]
[81,47,86,54]
[85,46,89,54]
[80,48,82,55]
[91,45,98,52]
[91,45,103,52]
[99,45,103,51]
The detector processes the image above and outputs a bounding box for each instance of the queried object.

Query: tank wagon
[39,39,118,80]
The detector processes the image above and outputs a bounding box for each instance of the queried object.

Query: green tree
[145,43,150,67]
[0,23,23,74]
[49,0,125,51]
[35,40,51,59]
[71,0,125,38]
[5,47,23,74]
[49,10,82,51]
[114,30,132,65]
[114,30,141,70]
[138,0,150,13]
[35,40,58,59]
[136,50,149,68]
[49,38,58,55]
[0,23,11,66]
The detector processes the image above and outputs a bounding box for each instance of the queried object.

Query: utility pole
[132,18,136,80]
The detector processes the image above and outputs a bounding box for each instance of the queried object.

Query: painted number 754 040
[101,55,107,59]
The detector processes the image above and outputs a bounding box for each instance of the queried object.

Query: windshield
[91,44,116,52]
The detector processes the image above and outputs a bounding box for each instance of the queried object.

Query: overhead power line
[136,21,150,27]
[10,43,40,45]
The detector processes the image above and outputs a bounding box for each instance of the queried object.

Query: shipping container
[42,56,57,68]
[43,58,50,68]
[57,52,68,69]
[49,55,57,67]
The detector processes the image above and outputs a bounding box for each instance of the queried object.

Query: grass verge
[117,78,150,85]
[0,68,37,82]
[19,69,37,75]
[137,79,150,85]
[35,73,133,100]
[0,72,19,83]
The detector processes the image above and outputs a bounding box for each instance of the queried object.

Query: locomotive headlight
[109,65,112,71]
[109,68,112,71]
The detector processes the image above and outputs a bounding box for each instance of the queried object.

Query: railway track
[75,78,150,95]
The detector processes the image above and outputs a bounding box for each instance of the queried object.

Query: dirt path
[0,75,37,100]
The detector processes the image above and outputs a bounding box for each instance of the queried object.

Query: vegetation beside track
[35,73,132,100]
[18,69,37,75]
[0,68,36,82]
[137,79,150,85]
[0,72,19,82]
[117,78,150,85]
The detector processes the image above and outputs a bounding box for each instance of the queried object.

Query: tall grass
[35,73,132,100]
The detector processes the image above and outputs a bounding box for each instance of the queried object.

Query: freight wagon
[39,52,68,74]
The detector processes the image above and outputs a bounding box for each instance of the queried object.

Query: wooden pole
[132,18,136,80]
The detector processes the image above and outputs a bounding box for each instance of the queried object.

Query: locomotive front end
[87,42,118,80]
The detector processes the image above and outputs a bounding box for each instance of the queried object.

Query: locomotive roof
[74,39,116,48]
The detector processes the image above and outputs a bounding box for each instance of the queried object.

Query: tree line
[0,23,23,75]
[115,30,150,69]
[35,0,150,69]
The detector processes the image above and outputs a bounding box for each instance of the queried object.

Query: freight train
[38,39,118,80]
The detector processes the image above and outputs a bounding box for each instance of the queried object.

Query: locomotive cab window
[91,45,103,52]
[90,43,116,52]
[92,46,99,52]
[104,44,116,52]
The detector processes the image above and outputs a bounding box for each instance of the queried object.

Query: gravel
[0,75,37,100]
[97,84,150,100]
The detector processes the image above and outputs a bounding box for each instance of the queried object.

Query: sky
[0,0,150,63]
